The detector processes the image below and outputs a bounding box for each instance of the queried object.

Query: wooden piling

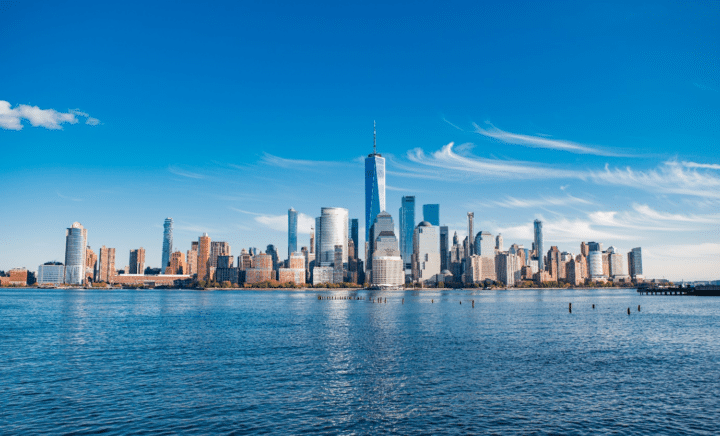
[402,298,404,304]
[627,307,631,315]
[472,300,475,308]
[569,302,572,314]
[592,304,595,309]
[638,305,641,312]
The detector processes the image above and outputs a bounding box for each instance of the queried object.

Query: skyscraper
[399,196,415,269]
[162,218,173,273]
[129,248,146,274]
[474,231,494,257]
[64,222,87,285]
[423,204,440,226]
[365,121,386,244]
[412,221,441,284]
[466,212,474,257]
[288,208,298,259]
[97,245,116,283]
[628,247,643,279]
[534,220,544,272]
[349,218,359,259]
[198,233,211,281]
[496,234,504,251]
[315,207,349,267]
[440,226,449,272]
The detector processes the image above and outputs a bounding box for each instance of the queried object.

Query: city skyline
[1,1,719,281]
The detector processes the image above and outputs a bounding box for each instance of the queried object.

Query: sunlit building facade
[64,222,87,285]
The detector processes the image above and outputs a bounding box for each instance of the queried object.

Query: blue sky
[1,0,718,280]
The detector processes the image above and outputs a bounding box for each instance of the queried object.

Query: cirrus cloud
[0,100,100,130]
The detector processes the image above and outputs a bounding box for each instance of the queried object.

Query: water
[1,288,719,435]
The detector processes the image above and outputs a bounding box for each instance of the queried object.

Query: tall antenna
[373,120,377,154]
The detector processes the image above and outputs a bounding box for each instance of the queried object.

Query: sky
[1,0,718,280]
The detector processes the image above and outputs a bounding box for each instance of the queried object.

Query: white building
[412,222,441,285]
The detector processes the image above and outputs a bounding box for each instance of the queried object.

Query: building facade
[162,218,173,273]
[97,245,116,283]
[315,207,349,267]
[197,233,211,281]
[38,262,65,285]
[64,222,87,285]
[288,208,298,259]
[533,220,544,272]
[412,222,441,285]
[365,122,386,243]
[399,196,415,270]
[129,248,146,274]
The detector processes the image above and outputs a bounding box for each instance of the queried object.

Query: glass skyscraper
[423,204,439,226]
[162,218,173,273]
[64,222,87,285]
[288,208,298,259]
[349,218,359,259]
[315,207,349,266]
[399,196,415,269]
[534,219,544,272]
[365,122,385,244]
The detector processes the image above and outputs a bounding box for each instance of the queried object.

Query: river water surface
[1,288,719,435]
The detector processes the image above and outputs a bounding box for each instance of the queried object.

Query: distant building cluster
[4,124,650,288]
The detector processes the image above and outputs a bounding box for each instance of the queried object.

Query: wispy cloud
[1,100,76,130]
[683,161,720,170]
[168,165,205,179]
[57,192,82,202]
[491,195,593,209]
[472,122,626,157]
[402,143,720,199]
[261,152,345,169]
[231,207,315,234]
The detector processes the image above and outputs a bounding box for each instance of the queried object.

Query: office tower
[474,231,494,257]
[85,246,97,283]
[423,204,440,226]
[187,241,198,276]
[309,228,314,254]
[266,244,279,271]
[368,211,395,266]
[217,255,233,269]
[566,258,583,286]
[496,234,503,251]
[37,262,65,285]
[63,222,87,285]
[412,221,441,284]
[547,246,560,279]
[496,252,520,287]
[609,250,624,277]
[580,242,589,257]
[315,207,349,267]
[365,121,386,243]
[466,212,474,257]
[210,241,231,269]
[588,241,603,253]
[198,233,211,281]
[288,208,298,259]
[237,249,253,270]
[349,218,359,259]
[588,251,604,279]
[371,230,404,287]
[129,248,146,274]
[168,251,186,275]
[399,196,415,269]
[333,245,344,283]
[162,218,173,273]
[97,245,116,283]
[440,226,449,272]
[533,220,544,272]
[628,247,643,279]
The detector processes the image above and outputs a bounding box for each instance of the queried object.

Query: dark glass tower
[399,196,415,269]
[288,208,298,259]
[365,121,385,245]
[162,218,173,273]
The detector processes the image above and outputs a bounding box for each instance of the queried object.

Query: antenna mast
[373,120,377,154]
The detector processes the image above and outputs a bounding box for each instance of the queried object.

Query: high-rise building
[129,248,146,274]
[187,241,198,277]
[399,196,415,269]
[412,221,441,285]
[371,230,404,287]
[85,246,97,283]
[496,234,504,252]
[162,218,173,273]
[64,222,87,285]
[588,251,605,279]
[533,220,544,272]
[423,204,440,226]
[628,247,643,279]
[349,218,359,259]
[37,262,65,285]
[210,241,231,269]
[365,121,386,244]
[588,241,603,253]
[97,245,116,283]
[474,231,494,257]
[368,211,395,267]
[266,244,279,271]
[288,208,298,259]
[467,212,474,257]
[315,207,349,267]
[439,226,449,272]
[168,251,186,275]
[197,233,211,281]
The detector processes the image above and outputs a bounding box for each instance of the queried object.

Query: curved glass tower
[64,222,87,285]
[365,122,386,245]
[534,219,544,272]
[162,218,173,272]
[315,207,349,266]
[288,208,298,259]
